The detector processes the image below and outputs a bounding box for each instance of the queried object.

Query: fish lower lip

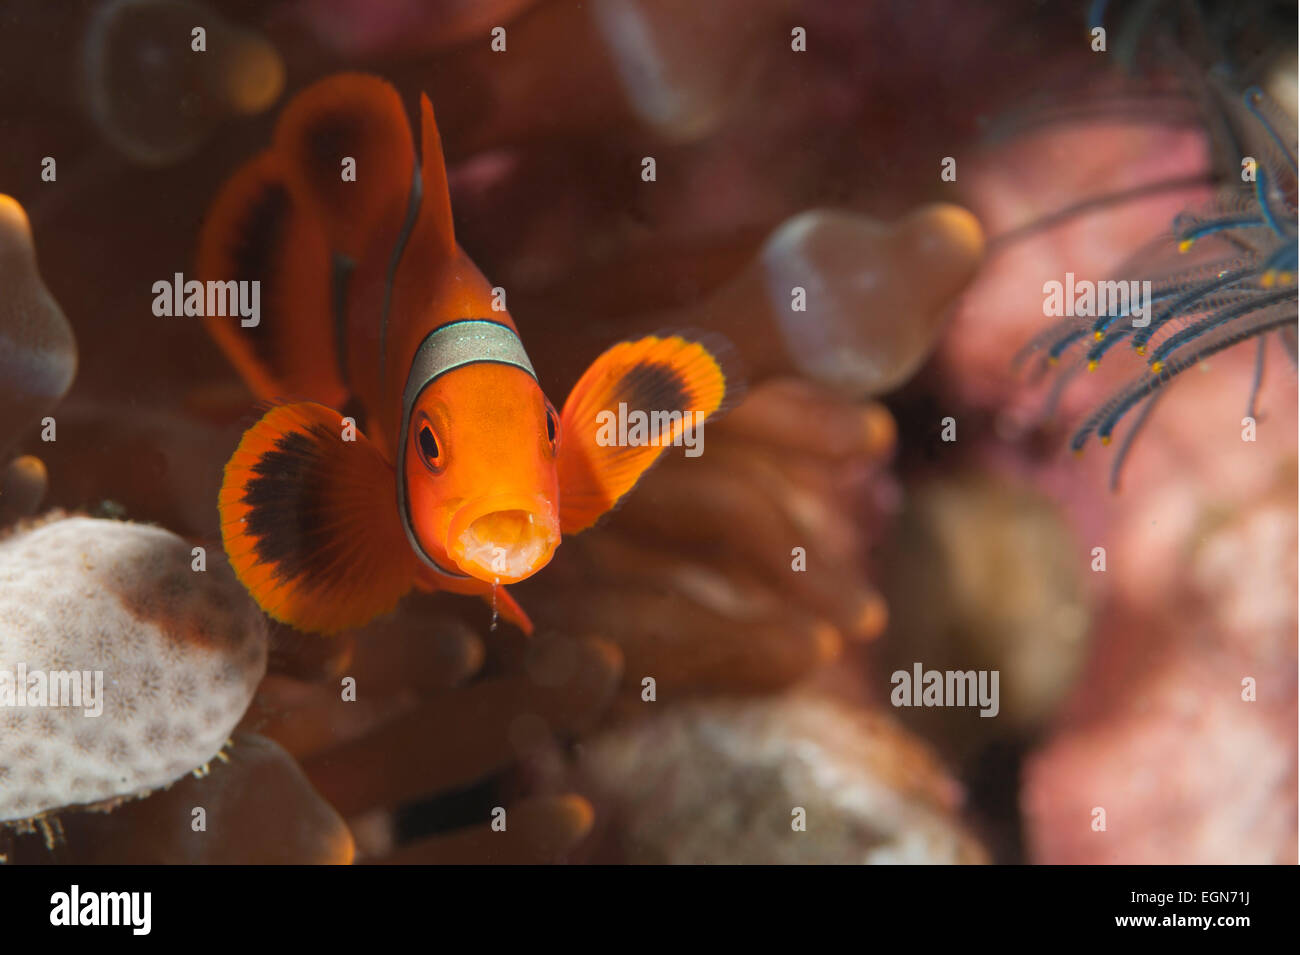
[447,499,559,583]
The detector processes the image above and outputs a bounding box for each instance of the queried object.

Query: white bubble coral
[0,515,267,823]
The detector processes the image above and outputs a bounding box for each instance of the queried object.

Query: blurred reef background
[0,0,1296,863]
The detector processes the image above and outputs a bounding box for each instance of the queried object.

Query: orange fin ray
[219,402,418,633]
[556,335,729,534]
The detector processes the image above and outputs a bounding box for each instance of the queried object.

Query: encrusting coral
[13,734,352,864]
[0,515,266,827]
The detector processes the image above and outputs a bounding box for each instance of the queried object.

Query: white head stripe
[396,320,536,576]
[402,320,536,416]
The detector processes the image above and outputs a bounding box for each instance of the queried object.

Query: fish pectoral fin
[219,401,418,634]
[556,334,730,535]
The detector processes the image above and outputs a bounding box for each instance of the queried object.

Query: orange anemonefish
[197,73,729,636]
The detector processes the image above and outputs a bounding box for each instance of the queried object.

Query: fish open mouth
[447,497,560,584]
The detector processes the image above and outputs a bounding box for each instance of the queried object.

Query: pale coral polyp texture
[0,516,267,823]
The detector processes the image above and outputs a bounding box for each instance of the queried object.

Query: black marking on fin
[303,114,362,189]
[241,425,346,589]
[617,362,691,415]
[331,252,355,388]
[229,180,292,373]
[340,395,367,432]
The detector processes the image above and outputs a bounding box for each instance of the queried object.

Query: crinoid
[1017,80,1297,489]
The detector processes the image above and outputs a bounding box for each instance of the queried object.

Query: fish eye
[415,415,443,472]
[545,402,559,454]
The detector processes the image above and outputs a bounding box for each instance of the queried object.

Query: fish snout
[446,494,560,584]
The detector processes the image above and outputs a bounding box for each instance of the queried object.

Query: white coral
[0,516,266,822]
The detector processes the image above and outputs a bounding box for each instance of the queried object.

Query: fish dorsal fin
[418,93,457,258]
[272,73,416,260]
[367,93,461,401]
[556,335,730,534]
